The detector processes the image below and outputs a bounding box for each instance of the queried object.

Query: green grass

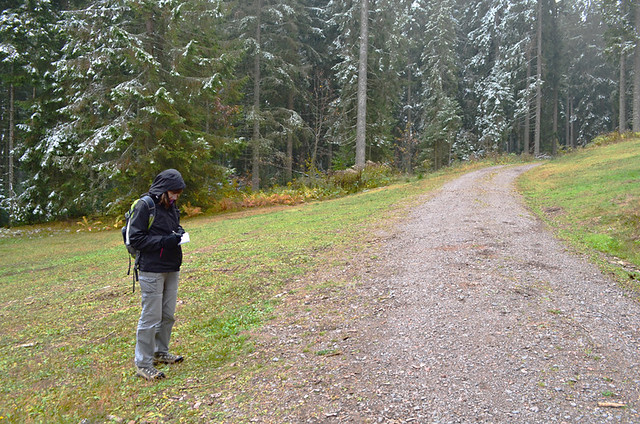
[0,161,490,423]
[3,144,635,422]
[518,136,640,289]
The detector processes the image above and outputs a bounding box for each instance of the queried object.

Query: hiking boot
[154,352,184,365]
[136,365,166,381]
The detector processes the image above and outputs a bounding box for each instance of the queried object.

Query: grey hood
[148,169,186,196]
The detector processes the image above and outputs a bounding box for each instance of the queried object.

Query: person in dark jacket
[128,169,186,381]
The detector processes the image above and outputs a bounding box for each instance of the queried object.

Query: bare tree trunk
[534,0,542,157]
[286,93,293,181]
[570,97,575,148]
[565,92,570,148]
[355,0,368,170]
[405,67,413,173]
[8,84,14,196]
[146,16,154,56]
[633,3,640,131]
[251,0,262,191]
[8,83,15,225]
[524,43,531,154]
[311,72,331,172]
[311,93,320,171]
[552,87,558,156]
[620,50,627,133]
[433,141,438,170]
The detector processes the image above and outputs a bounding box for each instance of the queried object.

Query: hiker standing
[128,169,186,381]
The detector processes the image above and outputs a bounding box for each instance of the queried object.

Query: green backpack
[121,196,155,291]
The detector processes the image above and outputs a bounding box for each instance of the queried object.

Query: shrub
[330,168,361,190]
[182,202,203,218]
[591,131,639,147]
[328,162,395,193]
[207,162,398,212]
[360,162,395,189]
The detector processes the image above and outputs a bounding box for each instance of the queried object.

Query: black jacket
[128,169,186,273]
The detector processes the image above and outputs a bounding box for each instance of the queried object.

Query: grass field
[519,136,640,290]
[0,162,481,423]
[1,140,638,423]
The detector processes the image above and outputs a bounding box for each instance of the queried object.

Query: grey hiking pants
[135,271,179,368]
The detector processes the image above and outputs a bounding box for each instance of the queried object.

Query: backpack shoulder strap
[125,195,156,246]
[139,195,156,229]
[125,198,140,246]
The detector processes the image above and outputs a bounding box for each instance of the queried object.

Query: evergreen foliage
[0,0,631,224]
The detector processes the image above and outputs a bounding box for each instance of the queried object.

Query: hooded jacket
[128,169,186,273]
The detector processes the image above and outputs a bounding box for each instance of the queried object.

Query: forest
[0,0,637,225]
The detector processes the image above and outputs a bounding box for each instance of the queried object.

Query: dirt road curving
[224,164,640,423]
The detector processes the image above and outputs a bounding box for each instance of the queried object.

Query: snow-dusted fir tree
[418,0,462,170]
[354,0,368,170]
[327,0,402,168]
[0,0,61,223]
[325,0,366,168]
[602,0,636,133]
[393,0,427,172]
[298,0,334,174]
[225,0,316,188]
[24,0,237,219]
[634,1,640,131]
[461,0,536,154]
[563,0,616,145]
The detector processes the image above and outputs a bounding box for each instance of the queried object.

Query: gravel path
[227,164,640,423]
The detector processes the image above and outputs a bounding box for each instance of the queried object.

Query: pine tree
[534,0,542,156]
[225,0,317,188]
[0,0,61,223]
[354,0,368,169]
[634,1,640,131]
[327,0,401,169]
[463,0,536,154]
[563,0,616,145]
[394,0,424,172]
[24,0,237,219]
[603,0,635,133]
[303,1,335,173]
[418,0,461,170]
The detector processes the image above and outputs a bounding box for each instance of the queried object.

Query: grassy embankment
[0,160,496,423]
[519,135,640,292]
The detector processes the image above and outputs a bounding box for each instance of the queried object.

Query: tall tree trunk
[534,0,542,157]
[311,72,329,172]
[286,93,293,181]
[405,67,412,173]
[620,50,627,133]
[8,84,14,194]
[524,46,531,154]
[551,1,559,156]
[634,3,640,132]
[205,100,210,134]
[552,87,558,156]
[524,43,531,154]
[146,15,154,56]
[355,0,368,170]
[570,97,575,148]
[565,91,570,148]
[251,0,262,191]
[8,83,15,225]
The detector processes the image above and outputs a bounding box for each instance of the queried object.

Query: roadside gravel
[220,164,640,423]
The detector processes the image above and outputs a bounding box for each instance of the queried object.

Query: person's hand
[162,233,182,248]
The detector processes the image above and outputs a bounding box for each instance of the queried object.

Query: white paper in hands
[179,232,190,245]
